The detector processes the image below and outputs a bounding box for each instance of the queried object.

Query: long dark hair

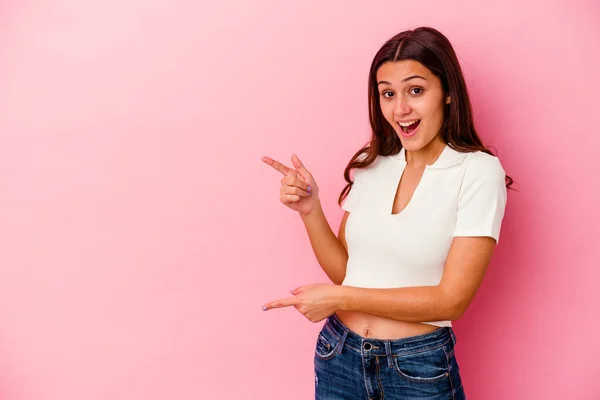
[338,27,513,206]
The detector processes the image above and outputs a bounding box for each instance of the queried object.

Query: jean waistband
[325,312,455,357]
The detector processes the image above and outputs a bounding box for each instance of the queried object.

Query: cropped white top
[341,144,508,327]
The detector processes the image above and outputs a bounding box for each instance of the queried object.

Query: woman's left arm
[263,236,496,323]
[339,236,497,322]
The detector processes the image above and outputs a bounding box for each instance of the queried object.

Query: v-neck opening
[388,144,450,216]
[389,163,427,217]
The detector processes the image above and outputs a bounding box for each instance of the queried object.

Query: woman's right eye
[381,91,394,98]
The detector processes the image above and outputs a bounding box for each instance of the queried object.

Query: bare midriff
[335,309,440,340]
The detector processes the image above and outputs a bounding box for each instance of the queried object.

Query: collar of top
[392,144,468,170]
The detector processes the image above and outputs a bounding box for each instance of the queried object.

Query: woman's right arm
[300,205,349,285]
[261,154,350,285]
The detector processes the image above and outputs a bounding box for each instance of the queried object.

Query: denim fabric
[314,313,466,399]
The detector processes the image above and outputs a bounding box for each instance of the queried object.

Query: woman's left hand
[262,283,346,323]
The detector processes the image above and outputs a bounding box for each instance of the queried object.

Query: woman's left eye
[410,88,423,95]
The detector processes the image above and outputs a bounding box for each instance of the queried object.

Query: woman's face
[376,60,449,152]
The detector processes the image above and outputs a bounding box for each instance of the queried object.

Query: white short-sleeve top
[341,144,508,327]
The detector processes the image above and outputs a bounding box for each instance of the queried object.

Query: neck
[405,138,446,168]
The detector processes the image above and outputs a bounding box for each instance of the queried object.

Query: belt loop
[450,328,457,346]
[336,329,348,355]
[384,340,393,368]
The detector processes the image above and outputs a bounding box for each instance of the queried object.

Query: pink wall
[0,0,598,399]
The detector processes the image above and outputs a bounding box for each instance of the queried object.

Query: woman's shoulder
[461,150,506,181]
[352,152,391,178]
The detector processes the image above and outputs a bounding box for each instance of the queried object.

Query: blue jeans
[314,313,466,399]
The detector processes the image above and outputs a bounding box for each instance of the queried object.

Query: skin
[261,60,497,340]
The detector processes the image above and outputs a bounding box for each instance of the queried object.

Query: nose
[394,95,411,116]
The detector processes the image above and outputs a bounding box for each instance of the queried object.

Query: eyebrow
[377,75,427,85]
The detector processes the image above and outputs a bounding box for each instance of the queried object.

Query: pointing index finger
[262,295,297,310]
[261,156,295,176]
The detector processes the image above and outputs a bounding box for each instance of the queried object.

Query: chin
[397,136,427,151]
[397,130,442,152]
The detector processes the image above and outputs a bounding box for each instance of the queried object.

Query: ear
[445,96,451,104]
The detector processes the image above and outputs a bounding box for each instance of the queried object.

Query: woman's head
[368,27,480,155]
[339,27,512,205]
[376,59,450,153]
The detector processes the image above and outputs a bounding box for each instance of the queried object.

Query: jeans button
[363,342,372,351]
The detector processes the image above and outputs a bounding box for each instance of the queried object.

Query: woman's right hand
[261,154,320,216]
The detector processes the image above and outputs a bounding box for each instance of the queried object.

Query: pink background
[0,0,598,399]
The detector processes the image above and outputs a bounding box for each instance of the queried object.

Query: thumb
[290,285,310,295]
[291,154,312,182]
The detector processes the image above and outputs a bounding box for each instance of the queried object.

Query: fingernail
[308,192,311,196]
[262,306,267,311]
[308,186,312,191]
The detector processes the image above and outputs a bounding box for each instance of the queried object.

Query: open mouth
[398,120,421,134]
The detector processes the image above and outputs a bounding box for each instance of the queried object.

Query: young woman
[261,26,512,400]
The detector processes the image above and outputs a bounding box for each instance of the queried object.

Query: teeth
[397,120,419,127]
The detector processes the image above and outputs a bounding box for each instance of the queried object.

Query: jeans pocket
[314,324,340,361]
[392,343,451,383]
